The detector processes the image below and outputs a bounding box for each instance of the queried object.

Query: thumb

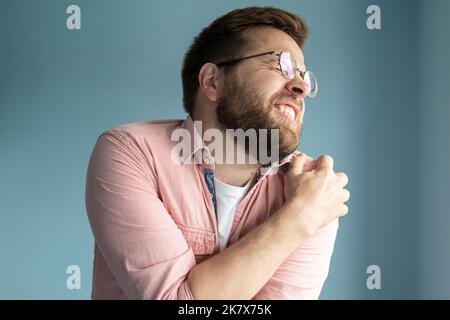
[288,153,308,175]
[316,154,334,172]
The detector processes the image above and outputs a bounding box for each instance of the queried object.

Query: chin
[280,129,301,156]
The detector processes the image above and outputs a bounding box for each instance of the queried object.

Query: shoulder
[95,118,184,151]
[102,119,183,141]
[89,119,185,170]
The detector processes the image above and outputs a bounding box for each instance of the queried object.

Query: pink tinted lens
[304,72,312,89]
[304,71,317,97]
[279,52,294,79]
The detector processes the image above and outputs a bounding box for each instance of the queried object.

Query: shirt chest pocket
[176,224,216,263]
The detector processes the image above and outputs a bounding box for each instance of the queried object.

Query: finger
[340,204,349,216]
[302,157,317,173]
[316,154,334,172]
[289,152,308,175]
[336,172,349,187]
[341,188,350,202]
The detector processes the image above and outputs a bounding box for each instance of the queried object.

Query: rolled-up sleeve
[85,130,196,299]
[253,218,339,300]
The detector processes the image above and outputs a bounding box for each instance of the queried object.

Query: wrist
[273,198,317,242]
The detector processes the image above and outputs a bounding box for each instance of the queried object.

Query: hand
[283,153,350,235]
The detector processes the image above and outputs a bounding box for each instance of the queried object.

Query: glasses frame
[216,51,317,98]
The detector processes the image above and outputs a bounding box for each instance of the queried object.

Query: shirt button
[204,157,210,165]
[210,193,214,199]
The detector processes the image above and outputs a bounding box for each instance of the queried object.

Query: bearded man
[85,6,350,300]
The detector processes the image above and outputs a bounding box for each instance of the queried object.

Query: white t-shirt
[214,177,253,251]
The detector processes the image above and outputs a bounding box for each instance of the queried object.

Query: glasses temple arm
[216,51,275,66]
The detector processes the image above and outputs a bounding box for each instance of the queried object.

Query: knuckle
[297,154,307,165]
[319,154,334,171]
[343,189,350,201]
[317,167,328,176]
[322,154,333,163]
[336,172,349,186]
[341,204,349,215]
[292,155,302,166]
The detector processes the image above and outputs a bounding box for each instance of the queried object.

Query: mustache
[269,92,304,108]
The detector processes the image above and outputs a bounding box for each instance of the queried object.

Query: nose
[285,76,310,99]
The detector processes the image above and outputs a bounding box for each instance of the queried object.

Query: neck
[191,109,261,187]
[214,163,260,187]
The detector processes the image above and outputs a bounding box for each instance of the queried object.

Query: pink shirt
[85,116,339,300]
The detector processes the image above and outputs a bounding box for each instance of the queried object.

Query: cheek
[263,77,285,93]
[268,84,290,109]
[254,78,285,102]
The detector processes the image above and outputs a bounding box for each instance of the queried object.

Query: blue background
[0,0,449,299]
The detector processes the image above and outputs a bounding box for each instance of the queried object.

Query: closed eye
[261,61,279,73]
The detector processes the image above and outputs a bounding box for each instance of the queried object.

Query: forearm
[187,200,311,300]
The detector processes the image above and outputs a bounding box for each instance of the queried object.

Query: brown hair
[181,6,309,115]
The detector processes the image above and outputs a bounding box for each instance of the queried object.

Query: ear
[198,63,222,103]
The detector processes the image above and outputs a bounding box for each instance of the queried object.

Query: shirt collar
[179,116,214,169]
[178,115,299,174]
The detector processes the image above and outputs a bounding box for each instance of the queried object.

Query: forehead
[243,27,305,65]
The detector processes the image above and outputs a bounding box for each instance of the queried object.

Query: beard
[216,74,303,163]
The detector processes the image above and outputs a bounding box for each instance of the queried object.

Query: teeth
[278,105,295,121]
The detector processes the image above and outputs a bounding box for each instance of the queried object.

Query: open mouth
[273,104,297,125]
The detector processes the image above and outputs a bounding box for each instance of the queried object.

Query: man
[85,6,350,300]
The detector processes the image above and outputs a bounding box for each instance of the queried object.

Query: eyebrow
[263,55,277,62]
[265,55,307,72]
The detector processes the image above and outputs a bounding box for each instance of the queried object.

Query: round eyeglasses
[216,50,318,98]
